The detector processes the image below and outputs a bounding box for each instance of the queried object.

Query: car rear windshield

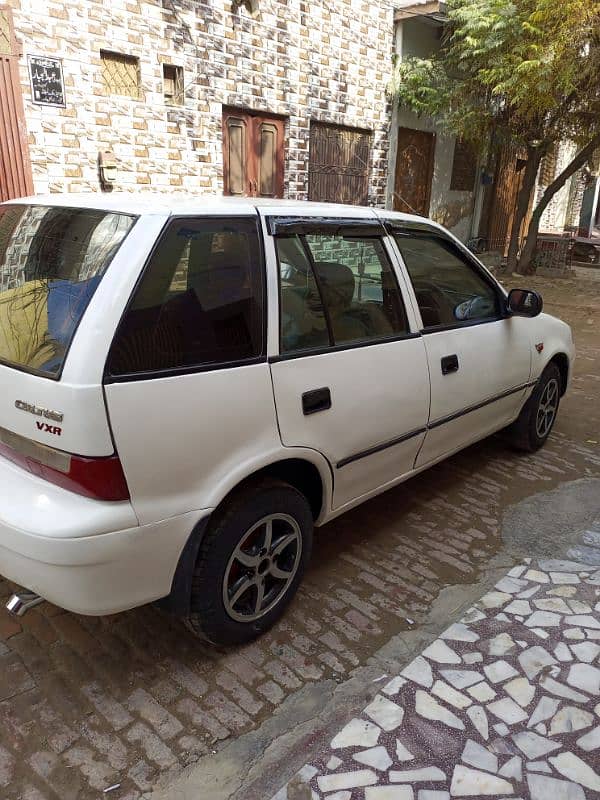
[0,204,136,378]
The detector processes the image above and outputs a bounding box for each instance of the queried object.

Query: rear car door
[103,214,282,524]
[387,220,532,467]
[265,214,430,510]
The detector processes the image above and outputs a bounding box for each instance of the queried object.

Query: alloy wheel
[222,513,302,623]
[535,377,559,439]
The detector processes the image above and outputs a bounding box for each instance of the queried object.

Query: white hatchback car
[0,195,574,644]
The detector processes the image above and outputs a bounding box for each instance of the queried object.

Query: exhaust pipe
[6,591,44,617]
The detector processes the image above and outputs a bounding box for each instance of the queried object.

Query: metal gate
[308,122,372,205]
[0,6,33,202]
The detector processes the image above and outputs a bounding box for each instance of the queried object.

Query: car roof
[5,193,427,225]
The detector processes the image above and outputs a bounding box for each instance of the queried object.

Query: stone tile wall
[7,0,394,203]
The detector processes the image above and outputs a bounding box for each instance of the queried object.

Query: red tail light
[0,427,130,501]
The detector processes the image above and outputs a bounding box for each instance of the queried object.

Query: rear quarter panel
[0,214,169,457]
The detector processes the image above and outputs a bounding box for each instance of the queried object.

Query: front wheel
[507,363,562,453]
[185,479,313,645]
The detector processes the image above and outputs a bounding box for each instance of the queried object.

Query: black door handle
[302,387,331,415]
[441,354,459,375]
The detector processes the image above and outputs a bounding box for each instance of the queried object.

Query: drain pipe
[6,591,44,617]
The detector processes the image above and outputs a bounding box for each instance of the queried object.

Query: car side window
[394,232,501,329]
[108,217,264,376]
[276,232,409,353]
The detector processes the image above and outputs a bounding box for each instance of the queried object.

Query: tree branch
[535,132,600,220]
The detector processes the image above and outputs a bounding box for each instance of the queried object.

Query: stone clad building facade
[1,0,395,204]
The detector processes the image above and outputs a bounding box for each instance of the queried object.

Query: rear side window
[276,232,409,354]
[0,204,136,378]
[107,217,264,377]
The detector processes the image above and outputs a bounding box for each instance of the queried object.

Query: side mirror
[507,288,543,318]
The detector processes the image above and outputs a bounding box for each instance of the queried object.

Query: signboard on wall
[28,55,65,107]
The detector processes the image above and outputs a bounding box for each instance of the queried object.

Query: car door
[386,220,533,468]
[103,213,282,525]
[264,213,430,510]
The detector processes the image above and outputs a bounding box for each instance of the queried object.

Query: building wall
[389,106,478,242]
[535,140,578,234]
[6,0,395,203]
[388,7,481,241]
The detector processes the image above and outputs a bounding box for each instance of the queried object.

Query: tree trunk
[518,132,600,274]
[506,149,542,274]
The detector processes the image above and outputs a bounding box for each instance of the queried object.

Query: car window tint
[276,232,408,353]
[108,217,264,375]
[394,233,500,328]
[276,235,330,353]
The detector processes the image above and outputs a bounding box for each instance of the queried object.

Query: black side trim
[335,379,538,470]
[428,380,537,430]
[267,216,384,237]
[104,355,267,383]
[336,427,427,469]
[269,332,422,364]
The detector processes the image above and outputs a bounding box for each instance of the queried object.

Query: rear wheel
[186,479,313,645]
[507,363,561,453]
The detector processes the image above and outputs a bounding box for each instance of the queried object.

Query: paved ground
[1,276,599,800]
[269,541,600,800]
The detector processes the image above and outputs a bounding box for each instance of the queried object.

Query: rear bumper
[0,456,204,614]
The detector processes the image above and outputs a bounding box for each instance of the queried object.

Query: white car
[0,195,574,644]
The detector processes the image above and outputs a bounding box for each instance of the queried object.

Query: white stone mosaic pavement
[270,524,600,800]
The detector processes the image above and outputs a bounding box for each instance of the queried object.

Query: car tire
[185,479,313,645]
[506,363,562,453]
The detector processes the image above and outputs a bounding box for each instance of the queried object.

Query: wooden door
[0,6,33,202]
[485,146,534,255]
[222,108,284,198]
[308,122,372,205]
[393,127,435,216]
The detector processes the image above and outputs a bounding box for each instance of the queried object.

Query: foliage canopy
[390,0,600,153]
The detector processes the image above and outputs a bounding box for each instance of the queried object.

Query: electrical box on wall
[98,151,118,190]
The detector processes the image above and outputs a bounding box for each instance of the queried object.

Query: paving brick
[215,670,264,716]
[256,680,285,705]
[0,743,15,787]
[0,615,23,640]
[125,723,178,769]
[0,653,36,702]
[81,682,134,731]
[176,697,227,745]
[127,759,156,792]
[126,688,183,740]
[166,660,209,699]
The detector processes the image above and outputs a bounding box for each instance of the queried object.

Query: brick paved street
[1,276,599,800]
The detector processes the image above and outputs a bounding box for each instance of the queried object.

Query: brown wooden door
[393,127,435,216]
[222,108,285,198]
[0,6,33,202]
[308,122,372,205]
[484,146,534,255]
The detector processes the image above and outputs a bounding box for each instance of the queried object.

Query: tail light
[0,426,130,501]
